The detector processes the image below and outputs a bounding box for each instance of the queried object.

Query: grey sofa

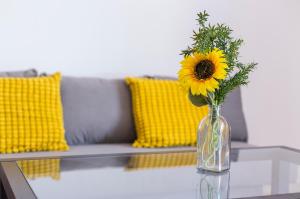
[0,71,251,161]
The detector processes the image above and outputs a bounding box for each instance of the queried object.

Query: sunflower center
[195,59,215,80]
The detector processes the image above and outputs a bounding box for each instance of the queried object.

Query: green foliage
[182,11,257,105]
[214,62,257,104]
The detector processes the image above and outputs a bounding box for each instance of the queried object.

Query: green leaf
[188,90,208,107]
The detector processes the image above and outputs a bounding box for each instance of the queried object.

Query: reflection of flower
[178,49,228,97]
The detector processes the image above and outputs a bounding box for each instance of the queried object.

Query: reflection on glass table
[197,170,230,199]
[13,147,300,199]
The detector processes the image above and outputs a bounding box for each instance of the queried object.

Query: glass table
[1,146,300,199]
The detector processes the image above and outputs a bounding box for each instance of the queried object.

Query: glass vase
[197,105,230,172]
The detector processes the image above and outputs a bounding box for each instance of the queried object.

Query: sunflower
[178,48,228,97]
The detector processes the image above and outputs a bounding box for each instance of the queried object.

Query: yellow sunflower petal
[190,81,207,96]
[204,81,216,92]
[178,68,193,78]
[193,52,206,62]
[213,69,227,79]
[207,78,219,89]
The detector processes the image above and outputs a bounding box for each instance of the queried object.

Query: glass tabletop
[13,147,300,199]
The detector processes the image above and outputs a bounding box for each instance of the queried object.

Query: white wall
[225,0,300,149]
[0,0,299,148]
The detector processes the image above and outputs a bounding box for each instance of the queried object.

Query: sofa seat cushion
[0,142,253,161]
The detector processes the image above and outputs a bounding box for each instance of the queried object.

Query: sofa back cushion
[222,87,248,142]
[62,76,247,145]
[61,77,135,145]
[0,69,38,77]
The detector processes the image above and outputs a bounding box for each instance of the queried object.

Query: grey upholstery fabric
[61,76,135,145]
[0,69,38,77]
[0,142,253,161]
[222,88,248,142]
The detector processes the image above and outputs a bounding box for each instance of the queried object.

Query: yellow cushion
[125,77,208,148]
[0,73,69,153]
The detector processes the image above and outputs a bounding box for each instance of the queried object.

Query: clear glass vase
[197,105,230,172]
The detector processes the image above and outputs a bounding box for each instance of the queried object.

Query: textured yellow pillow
[125,77,208,148]
[0,73,69,153]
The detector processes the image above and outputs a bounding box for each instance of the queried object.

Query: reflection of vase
[197,170,230,199]
[197,105,230,172]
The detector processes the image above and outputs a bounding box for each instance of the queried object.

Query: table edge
[0,162,36,199]
[0,145,296,162]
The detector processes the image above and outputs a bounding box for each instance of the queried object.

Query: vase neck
[208,105,221,119]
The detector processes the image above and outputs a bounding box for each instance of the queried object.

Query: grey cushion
[0,142,253,161]
[0,69,38,77]
[222,88,248,142]
[61,77,135,145]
